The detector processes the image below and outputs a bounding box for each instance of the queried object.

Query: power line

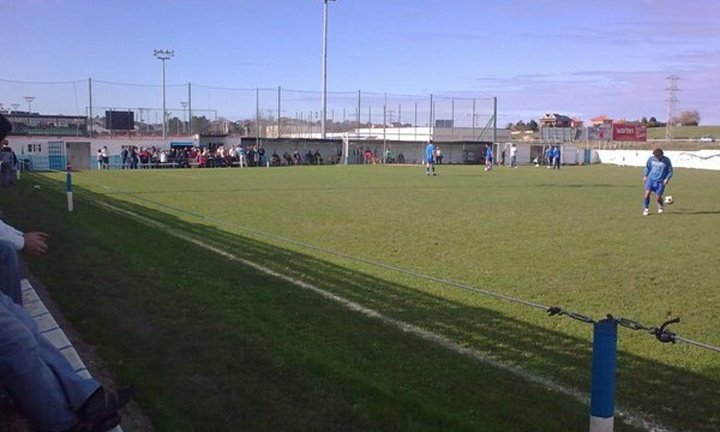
[0,78,84,85]
[665,75,680,141]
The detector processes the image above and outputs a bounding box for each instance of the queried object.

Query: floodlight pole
[154,49,174,139]
[318,0,336,139]
[180,101,188,135]
[24,96,35,129]
[24,96,35,113]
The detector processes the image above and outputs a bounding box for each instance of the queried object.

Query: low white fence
[595,149,720,170]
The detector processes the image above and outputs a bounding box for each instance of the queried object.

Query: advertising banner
[612,124,647,142]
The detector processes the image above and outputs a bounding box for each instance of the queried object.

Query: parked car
[699,136,715,142]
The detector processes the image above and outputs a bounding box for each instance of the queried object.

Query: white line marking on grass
[97,200,673,432]
[149,170,201,181]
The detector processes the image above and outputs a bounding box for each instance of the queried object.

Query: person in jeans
[0,218,48,305]
[0,113,133,431]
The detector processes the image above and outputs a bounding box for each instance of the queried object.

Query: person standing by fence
[101,147,109,169]
[1,141,17,187]
[484,143,494,171]
[545,145,553,168]
[425,140,437,176]
[552,145,561,170]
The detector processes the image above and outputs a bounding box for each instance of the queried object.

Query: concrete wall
[10,134,661,170]
[5,136,510,169]
[596,149,720,170]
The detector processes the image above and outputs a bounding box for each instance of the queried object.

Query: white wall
[6,136,189,158]
[596,149,720,170]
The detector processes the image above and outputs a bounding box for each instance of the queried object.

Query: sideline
[97,200,673,432]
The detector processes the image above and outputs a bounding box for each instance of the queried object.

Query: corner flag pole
[589,317,617,432]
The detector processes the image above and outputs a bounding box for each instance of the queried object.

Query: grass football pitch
[9,164,720,432]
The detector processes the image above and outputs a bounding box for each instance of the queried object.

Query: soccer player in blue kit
[484,143,494,171]
[642,148,673,216]
[425,140,436,176]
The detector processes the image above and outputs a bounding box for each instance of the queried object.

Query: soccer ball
[664,195,674,205]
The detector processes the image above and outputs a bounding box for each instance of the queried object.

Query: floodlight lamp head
[153,49,175,60]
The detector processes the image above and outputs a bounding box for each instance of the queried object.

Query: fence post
[88,78,93,136]
[492,96,497,145]
[277,86,282,138]
[66,164,73,213]
[188,82,192,136]
[451,99,455,141]
[589,317,617,432]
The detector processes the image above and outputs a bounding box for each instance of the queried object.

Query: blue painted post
[66,164,73,212]
[589,317,618,432]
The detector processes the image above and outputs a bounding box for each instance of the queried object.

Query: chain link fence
[1,78,496,140]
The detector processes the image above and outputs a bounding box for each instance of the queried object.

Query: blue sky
[2,0,720,125]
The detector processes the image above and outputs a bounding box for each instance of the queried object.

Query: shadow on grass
[97,186,720,432]
[672,210,720,215]
[536,183,636,189]
[100,181,637,197]
[18,177,720,431]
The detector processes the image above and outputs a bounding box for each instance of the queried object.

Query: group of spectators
[102,144,331,169]
[356,148,405,165]
[1,113,133,431]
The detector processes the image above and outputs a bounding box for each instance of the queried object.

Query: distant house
[539,113,572,128]
[590,115,613,126]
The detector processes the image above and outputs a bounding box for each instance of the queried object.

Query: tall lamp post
[24,96,35,114]
[317,0,336,139]
[153,49,174,139]
[24,97,35,130]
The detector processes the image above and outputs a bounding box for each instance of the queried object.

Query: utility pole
[665,75,679,141]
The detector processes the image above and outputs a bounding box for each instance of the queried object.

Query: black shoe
[73,385,134,431]
[64,412,120,432]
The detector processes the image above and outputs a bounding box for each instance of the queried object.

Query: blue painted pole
[589,317,618,432]
[66,164,73,212]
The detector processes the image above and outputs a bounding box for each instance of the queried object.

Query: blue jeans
[1,168,12,187]
[0,240,22,304]
[0,242,99,431]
